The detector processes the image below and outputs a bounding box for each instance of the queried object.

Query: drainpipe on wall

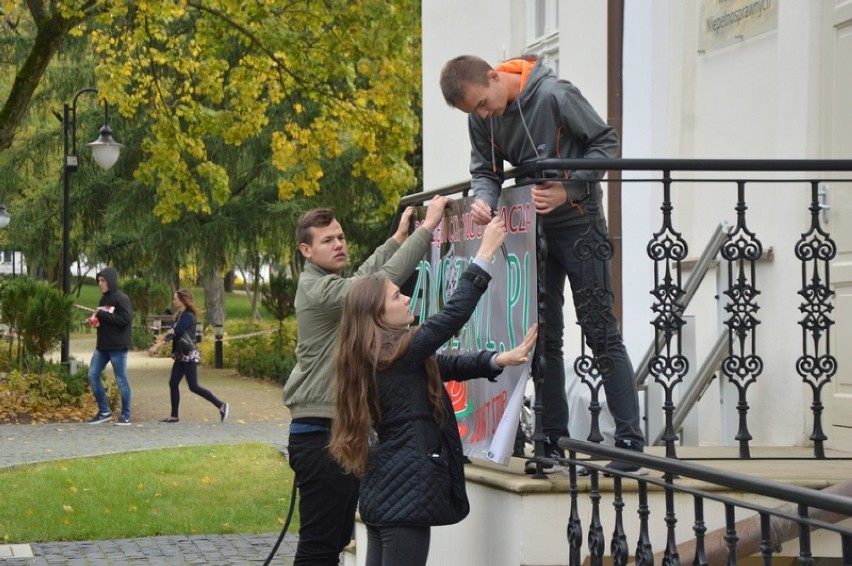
[607,0,625,329]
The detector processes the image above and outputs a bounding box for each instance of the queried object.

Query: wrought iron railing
[558,437,852,565]
[405,158,852,465]
[404,158,852,563]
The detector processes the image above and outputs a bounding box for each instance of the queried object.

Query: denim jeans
[87,349,131,420]
[287,429,359,565]
[541,219,644,448]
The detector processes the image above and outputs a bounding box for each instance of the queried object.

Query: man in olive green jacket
[284,197,447,565]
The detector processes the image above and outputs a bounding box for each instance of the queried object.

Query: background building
[422,1,852,452]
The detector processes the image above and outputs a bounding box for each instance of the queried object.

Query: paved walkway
[0,338,300,565]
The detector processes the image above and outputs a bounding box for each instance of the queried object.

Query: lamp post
[60,88,123,366]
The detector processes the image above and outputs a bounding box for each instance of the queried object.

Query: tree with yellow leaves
[1,0,422,325]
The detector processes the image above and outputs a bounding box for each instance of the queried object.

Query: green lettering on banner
[411,186,537,465]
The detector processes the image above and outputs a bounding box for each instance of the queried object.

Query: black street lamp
[60,88,123,366]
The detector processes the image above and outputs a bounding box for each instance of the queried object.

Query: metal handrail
[559,438,852,517]
[512,157,852,174]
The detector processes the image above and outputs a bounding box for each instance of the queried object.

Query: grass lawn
[0,444,297,543]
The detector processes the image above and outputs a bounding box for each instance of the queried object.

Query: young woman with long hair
[329,217,537,566]
[148,289,228,423]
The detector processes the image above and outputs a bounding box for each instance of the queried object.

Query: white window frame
[525,0,559,75]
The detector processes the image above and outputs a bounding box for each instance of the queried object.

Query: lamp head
[86,124,123,171]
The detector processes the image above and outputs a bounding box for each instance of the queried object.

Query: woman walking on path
[148,289,228,423]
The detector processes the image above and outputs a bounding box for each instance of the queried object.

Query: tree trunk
[250,260,261,319]
[201,267,225,327]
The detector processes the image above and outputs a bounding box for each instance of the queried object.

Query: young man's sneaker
[524,440,565,474]
[87,412,112,425]
[604,440,649,476]
[114,416,131,426]
[220,402,229,423]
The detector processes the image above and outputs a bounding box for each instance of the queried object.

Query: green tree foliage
[121,277,171,325]
[87,0,421,221]
[0,1,421,329]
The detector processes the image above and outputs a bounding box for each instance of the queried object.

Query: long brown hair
[329,274,445,477]
[175,288,201,318]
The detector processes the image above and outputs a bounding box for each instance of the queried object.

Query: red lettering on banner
[508,204,533,234]
[469,400,488,443]
[466,390,510,445]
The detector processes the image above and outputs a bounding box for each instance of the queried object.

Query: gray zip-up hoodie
[468,57,619,229]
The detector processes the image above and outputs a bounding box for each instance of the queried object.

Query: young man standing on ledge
[440,54,645,475]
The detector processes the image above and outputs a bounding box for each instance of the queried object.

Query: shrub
[0,365,94,423]
[0,277,74,365]
[261,273,297,331]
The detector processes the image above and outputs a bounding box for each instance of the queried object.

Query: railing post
[635,480,653,566]
[610,476,629,566]
[720,181,763,459]
[529,211,549,478]
[663,471,680,565]
[647,169,689,458]
[794,180,837,459]
[567,452,583,566]
[573,181,610,445]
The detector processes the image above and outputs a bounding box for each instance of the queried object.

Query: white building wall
[423,1,828,448]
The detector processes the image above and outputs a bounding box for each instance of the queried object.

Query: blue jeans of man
[287,429,359,565]
[541,219,644,448]
[87,348,131,420]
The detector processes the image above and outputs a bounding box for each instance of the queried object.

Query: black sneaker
[114,416,131,426]
[604,440,649,476]
[87,412,112,425]
[220,402,229,423]
[524,442,565,474]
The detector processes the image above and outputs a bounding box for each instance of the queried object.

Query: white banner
[410,186,537,465]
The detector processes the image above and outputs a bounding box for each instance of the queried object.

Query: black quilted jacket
[358,263,503,527]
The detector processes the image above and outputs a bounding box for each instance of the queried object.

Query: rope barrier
[216,328,278,342]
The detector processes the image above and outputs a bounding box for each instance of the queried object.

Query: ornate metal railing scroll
[795,181,837,459]
[646,170,690,458]
[720,181,763,459]
[573,183,612,444]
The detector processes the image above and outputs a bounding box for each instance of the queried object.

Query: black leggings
[365,524,430,566]
[169,360,222,418]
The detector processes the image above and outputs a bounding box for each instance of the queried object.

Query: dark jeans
[168,360,222,418]
[365,524,430,566]
[287,430,359,566]
[541,219,644,448]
